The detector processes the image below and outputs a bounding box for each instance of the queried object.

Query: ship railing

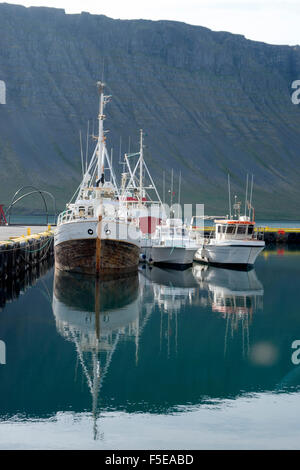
[254,227,265,241]
[203,229,215,244]
[189,229,203,244]
[57,209,75,225]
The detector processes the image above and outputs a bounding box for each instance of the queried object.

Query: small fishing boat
[54,82,141,277]
[147,218,198,268]
[194,217,265,267]
[193,176,265,268]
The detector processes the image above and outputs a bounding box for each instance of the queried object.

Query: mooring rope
[0,234,54,253]
[18,237,54,266]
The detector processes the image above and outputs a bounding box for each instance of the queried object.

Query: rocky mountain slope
[0,3,300,218]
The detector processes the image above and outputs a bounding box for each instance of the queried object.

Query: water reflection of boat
[193,264,263,313]
[140,265,198,313]
[139,265,199,356]
[193,264,264,356]
[53,270,139,339]
[52,269,140,438]
[140,264,198,286]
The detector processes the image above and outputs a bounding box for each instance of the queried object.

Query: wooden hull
[55,238,140,278]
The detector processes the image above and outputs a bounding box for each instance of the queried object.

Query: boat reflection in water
[139,265,199,356]
[48,259,297,424]
[52,269,140,439]
[140,265,198,312]
[193,264,264,356]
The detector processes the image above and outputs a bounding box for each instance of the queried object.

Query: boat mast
[97,81,105,183]
[244,173,249,218]
[139,129,143,206]
[228,174,232,219]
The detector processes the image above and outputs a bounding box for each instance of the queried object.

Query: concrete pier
[0,225,54,241]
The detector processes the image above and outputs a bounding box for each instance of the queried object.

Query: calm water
[0,246,300,449]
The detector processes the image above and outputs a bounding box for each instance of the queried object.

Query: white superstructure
[146,218,198,268]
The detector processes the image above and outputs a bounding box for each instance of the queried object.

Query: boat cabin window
[177,228,186,236]
[87,206,93,217]
[226,225,236,234]
[217,225,226,233]
[248,225,254,235]
[78,206,85,217]
[159,227,170,236]
[237,225,247,234]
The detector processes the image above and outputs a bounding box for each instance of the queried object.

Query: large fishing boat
[119,129,166,260]
[54,82,141,277]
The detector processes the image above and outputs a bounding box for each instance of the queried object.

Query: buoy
[27,227,31,236]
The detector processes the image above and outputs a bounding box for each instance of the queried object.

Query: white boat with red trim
[194,217,265,267]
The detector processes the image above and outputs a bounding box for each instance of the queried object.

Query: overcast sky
[3,0,300,45]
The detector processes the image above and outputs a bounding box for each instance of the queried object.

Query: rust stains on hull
[55,238,139,278]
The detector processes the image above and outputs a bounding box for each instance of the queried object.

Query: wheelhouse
[155,219,189,241]
[215,220,255,241]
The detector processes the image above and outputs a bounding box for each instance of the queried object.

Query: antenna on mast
[249,174,254,220]
[118,136,126,173]
[85,120,90,173]
[139,129,143,206]
[110,148,113,183]
[170,169,174,210]
[244,173,249,217]
[128,136,131,155]
[228,174,232,219]
[79,130,84,177]
[101,56,105,83]
[178,170,181,206]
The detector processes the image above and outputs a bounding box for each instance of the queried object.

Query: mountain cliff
[0,3,300,218]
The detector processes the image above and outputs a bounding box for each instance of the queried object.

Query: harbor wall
[0,230,54,279]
